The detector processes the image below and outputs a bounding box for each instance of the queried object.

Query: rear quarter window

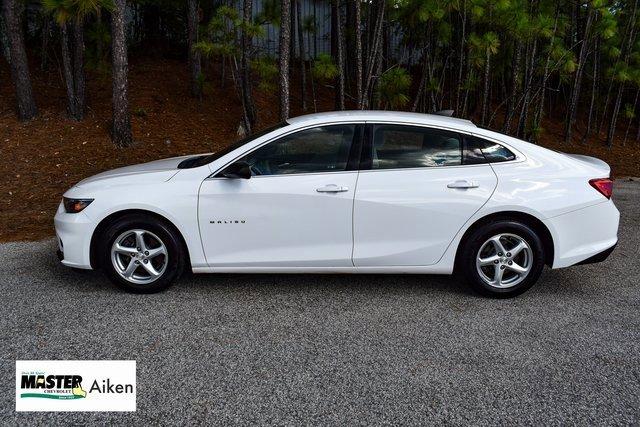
[463,135,516,164]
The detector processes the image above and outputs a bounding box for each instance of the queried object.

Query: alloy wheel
[110,229,168,285]
[475,233,533,289]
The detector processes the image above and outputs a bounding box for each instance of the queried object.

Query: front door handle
[447,180,479,189]
[316,184,349,193]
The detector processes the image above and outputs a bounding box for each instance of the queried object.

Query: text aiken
[90,379,134,394]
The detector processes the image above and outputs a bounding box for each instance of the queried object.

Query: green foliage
[87,19,110,46]
[42,0,113,24]
[196,6,242,60]
[546,39,576,75]
[255,0,280,26]
[85,19,111,73]
[312,53,339,81]
[469,32,500,68]
[377,67,412,109]
[251,56,278,91]
[42,0,72,24]
[302,15,317,34]
[195,72,213,96]
[133,107,147,118]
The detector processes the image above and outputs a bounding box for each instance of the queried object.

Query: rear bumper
[575,242,617,265]
[544,199,620,268]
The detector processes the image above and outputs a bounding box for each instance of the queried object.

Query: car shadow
[43,243,585,299]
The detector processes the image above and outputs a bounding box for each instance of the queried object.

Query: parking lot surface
[1,180,639,425]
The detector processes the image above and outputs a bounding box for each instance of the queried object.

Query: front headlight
[63,197,94,213]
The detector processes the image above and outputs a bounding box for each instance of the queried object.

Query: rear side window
[463,135,516,164]
[370,125,462,169]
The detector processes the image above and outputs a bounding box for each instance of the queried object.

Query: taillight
[589,178,613,199]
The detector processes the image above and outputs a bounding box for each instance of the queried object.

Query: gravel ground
[1,180,639,425]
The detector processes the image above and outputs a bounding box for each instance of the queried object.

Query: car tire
[100,214,185,293]
[458,220,545,298]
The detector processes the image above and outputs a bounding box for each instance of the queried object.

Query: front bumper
[54,202,96,270]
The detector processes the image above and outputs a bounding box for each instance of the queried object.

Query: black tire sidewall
[101,215,184,293]
[460,221,545,298]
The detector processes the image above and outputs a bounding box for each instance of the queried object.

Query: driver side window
[240,125,357,176]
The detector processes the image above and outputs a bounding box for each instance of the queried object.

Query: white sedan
[54,111,619,297]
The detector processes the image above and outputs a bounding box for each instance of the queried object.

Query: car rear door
[352,123,498,267]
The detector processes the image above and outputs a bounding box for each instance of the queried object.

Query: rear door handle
[447,180,479,189]
[316,184,349,193]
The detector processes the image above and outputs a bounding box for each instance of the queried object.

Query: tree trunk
[111,0,133,147]
[73,19,85,120]
[623,88,639,145]
[334,0,345,110]
[362,0,385,109]
[2,0,37,120]
[95,12,103,65]
[187,0,202,98]
[503,41,522,133]
[279,0,291,120]
[296,0,307,111]
[412,51,429,113]
[312,0,317,59]
[607,83,624,147]
[455,5,466,115]
[607,0,639,147]
[41,17,51,70]
[0,13,10,64]
[582,40,598,144]
[531,8,558,143]
[330,1,337,60]
[373,18,384,109]
[517,39,537,139]
[240,0,256,133]
[307,11,317,112]
[564,8,594,143]
[60,23,77,118]
[480,48,490,126]
[354,0,363,109]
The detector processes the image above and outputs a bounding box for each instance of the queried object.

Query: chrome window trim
[205,119,525,180]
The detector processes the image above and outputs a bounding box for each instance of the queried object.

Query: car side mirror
[218,161,251,179]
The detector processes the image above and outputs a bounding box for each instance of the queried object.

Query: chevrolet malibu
[54,111,619,297]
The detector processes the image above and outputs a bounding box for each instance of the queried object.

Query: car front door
[198,124,362,268]
[352,123,498,267]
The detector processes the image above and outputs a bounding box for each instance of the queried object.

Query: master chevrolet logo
[20,374,87,400]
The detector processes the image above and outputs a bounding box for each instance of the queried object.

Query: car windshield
[177,122,288,169]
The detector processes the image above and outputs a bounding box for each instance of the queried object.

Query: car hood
[75,155,194,188]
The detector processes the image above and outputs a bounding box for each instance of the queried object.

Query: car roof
[286,110,477,130]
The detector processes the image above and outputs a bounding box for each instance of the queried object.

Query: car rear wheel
[459,220,545,298]
[101,215,185,293]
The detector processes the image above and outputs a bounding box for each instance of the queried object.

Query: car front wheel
[101,215,185,293]
[459,220,545,298]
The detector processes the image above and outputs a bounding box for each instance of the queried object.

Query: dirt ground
[1,58,638,242]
